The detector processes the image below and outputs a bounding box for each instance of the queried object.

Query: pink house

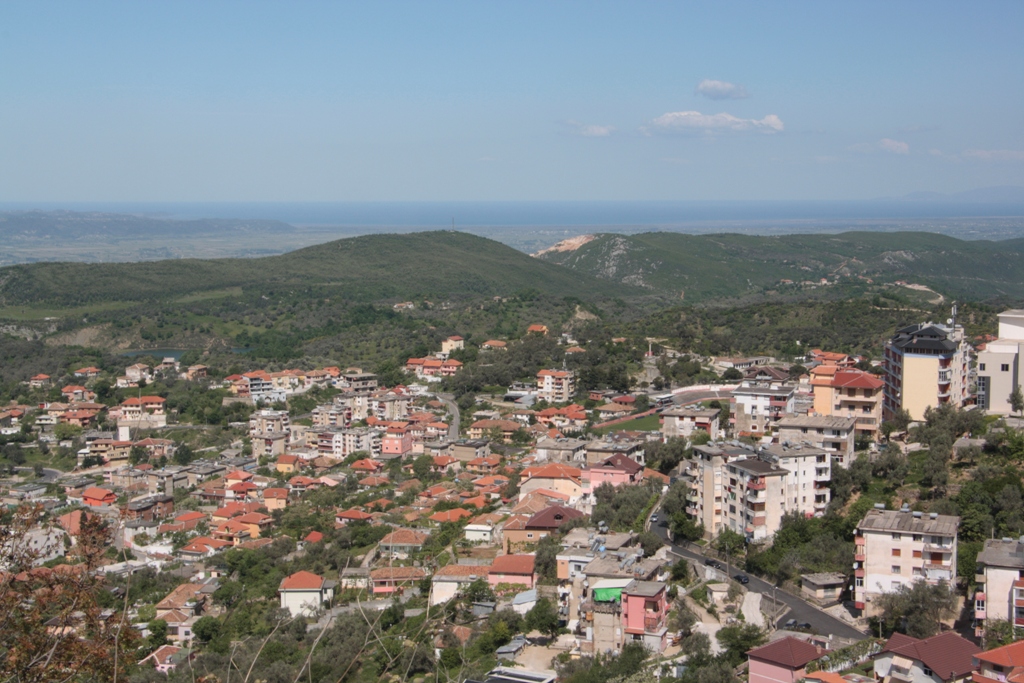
[488,554,536,588]
[381,427,413,457]
[621,580,669,652]
[747,636,824,683]
[582,454,644,491]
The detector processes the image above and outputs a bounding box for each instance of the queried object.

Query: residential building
[279,571,335,617]
[810,367,885,442]
[584,439,645,466]
[874,632,979,683]
[537,369,575,403]
[975,310,1024,415]
[746,636,824,683]
[730,383,796,434]
[535,436,587,463]
[660,407,720,441]
[972,639,1024,683]
[430,563,491,606]
[489,554,537,588]
[249,409,290,437]
[776,415,857,467]
[370,566,427,594]
[853,507,959,613]
[621,580,669,652]
[972,537,1024,637]
[441,335,465,354]
[883,321,971,421]
[378,528,429,558]
[317,427,381,459]
[118,396,168,428]
[451,439,491,463]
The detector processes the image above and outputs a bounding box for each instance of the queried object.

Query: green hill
[537,231,1024,302]
[0,231,636,307]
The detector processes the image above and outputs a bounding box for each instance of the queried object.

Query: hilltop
[0,230,636,308]
[537,231,1024,302]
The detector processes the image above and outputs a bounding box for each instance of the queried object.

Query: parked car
[733,573,749,584]
[783,618,798,629]
[651,514,659,523]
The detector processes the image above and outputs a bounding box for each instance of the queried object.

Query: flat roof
[729,457,787,476]
[977,538,1024,570]
[777,415,858,430]
[857,509,959,536]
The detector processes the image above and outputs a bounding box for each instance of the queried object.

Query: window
[892,580,902,589]
[913,567,923,576]
[1003,364,1011,372]
[892,533,902,540]
[526,533,534,539]
[979,363,986,371]
[977,598,986,610]
[913,534,922,542]
[855,577,864,587]
[892,548,901,557]
[892,565,902,574]
[924,668,933,677]
[913,550,922,559]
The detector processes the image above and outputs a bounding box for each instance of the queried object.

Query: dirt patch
[531,234,597,257]
[44,325,111,348]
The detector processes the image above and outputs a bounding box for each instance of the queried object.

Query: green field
[593,413,661,435]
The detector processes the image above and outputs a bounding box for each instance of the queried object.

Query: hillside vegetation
[0,231,634,307]
[538,231,1024,302]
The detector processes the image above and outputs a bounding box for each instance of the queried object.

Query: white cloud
[849,138,909,154]
[879,138,910,154]
[695,79,749,100]
[566,120,614,137]
[963,148,1024,161]
[648,110,783,134]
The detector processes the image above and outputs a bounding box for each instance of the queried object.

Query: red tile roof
[975,639,1024,668]
[882,632,981,681]
[526,504,585,530]
[429,508,472,523]
[280,570,325,590]
[490,554,535,576]
[371,566,427,581]
[746,636,823,669]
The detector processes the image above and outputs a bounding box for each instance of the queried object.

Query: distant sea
[3,200,1024,252]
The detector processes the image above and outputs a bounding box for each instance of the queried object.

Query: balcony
[748,479,766,490]
[938,369,952,383]
[644,615,665,632]
[855,553,865,562]
[923,543,952,553]
[814,470,830,482]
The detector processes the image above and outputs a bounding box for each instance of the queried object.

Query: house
[441,335,465,354]
[336,508,374,526]
[972,538,1024,638]
[972,639,1024,683]
[519,463,582,501]
[776,415,858,467]
[660,408,720,441]
[262,487,290,510]
[28,374,51,388]
[874,632,979,683]
[854,507,959,614]
[379,528,429,558]
[82,486,117,507]
[279,571,336,617]
[179,536,232,561]
[800,572,847,605]
[527,324,549,336]
[621,580,669,652]
[467,419,522,443]
[747,636,824,683]
[430,563,491,605]
[140,644,184,674]
[370,566,427,594]
[809,367,884,443]
[730,383,796,434]
[155,583,205,620]
[276,454,305,474]
[450,439,491,463]
[350,458,384,475]
[118,395,168,428]
[429,508,472,524]
[976,310,1024,415]
[511,504,585,546]
[537,369,575,403]
[482,340,507,350]
[489,554,536,588]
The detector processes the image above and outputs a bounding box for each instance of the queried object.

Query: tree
[984,619,1024,648]
[524,597,560,638]
[173,442,194,466]
[637,530,663,557]
[129,444,149,466]
[0,504,139,682]
[463,578,495,604]
[1011,385,1024,418]
[714,528,745,557]
[668,600,697,634]
[722,368,743,381]
[148,618,168,648]
[716,623,767,666]
[192,615,221,643]
[534,535,560,581]
[671,511,705,542]
[876,580,957,638]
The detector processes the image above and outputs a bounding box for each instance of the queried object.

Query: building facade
[883,322,971,421]
[975,310,1024,415]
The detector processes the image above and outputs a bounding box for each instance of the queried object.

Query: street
[437,393,461,440]
[652,506,866,640]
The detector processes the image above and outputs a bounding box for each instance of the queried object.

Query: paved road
[437,393,461,440]
[652,507,866,640]
[14,466,63,483]
[669,389,733,407]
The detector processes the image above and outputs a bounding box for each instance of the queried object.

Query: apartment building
[730,383,795,434]
[809,367,884,442]
[660,407,720,441]
[249,409,290,436]
[975,309,1024,415]
[853,507,959,613]
[316,427,381,459]
[537,369,576,404]
[972,536,1024,638]
[776,415,857,467]
[883,321,971,421]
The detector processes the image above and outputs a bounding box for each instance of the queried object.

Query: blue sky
[1,1,1022,202]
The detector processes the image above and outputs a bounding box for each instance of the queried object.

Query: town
[4,305,1024,683]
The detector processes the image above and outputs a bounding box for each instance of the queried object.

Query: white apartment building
[537,369,575,404]
[660,408,720,441]
[972,536,1024,638]
[249,409,290,437]
[883,321,971,421]
[316,427,381,458]
[775,415,857,467]
[686,442,830,541]
[853,507,959,614]
[730,383,795,434]
[976,309,1024,415]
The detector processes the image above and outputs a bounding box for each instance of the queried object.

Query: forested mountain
[0,231,636,307]
[537,231,1024,302]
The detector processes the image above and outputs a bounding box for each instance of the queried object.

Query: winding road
[651,506,867,640]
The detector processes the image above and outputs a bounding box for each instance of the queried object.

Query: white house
[465,523,496,544]
[279,571,335,617]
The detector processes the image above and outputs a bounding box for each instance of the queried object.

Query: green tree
[716,623,767,666]
[1011,385,1024,418]
[876,580,957,638]
[722,368,743,381]
[524,597,560,638]
[173,442,194,466]
[534,535,560,581]
[192,615,221,644]
[148,618,168,648]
